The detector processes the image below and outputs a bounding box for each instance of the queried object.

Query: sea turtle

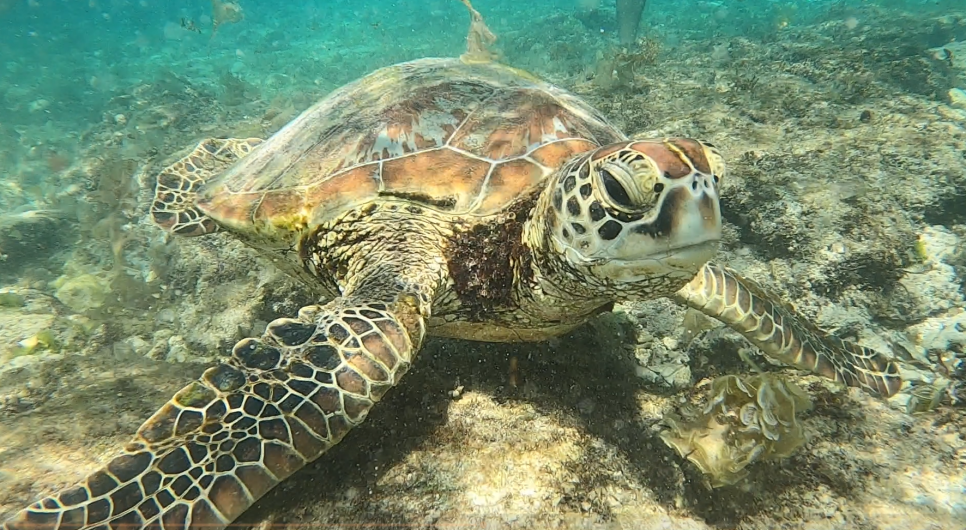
[3,12,902,530]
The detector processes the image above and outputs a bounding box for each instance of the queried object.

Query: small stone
[635,363,692,389]
[166,335,191,363]
[53,273,110,313]
[950,87,966,110]
[125,336,151,357]
[28,99,49,112]
[158,308,177,323]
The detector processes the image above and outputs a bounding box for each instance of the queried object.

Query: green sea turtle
[3,13,902,530]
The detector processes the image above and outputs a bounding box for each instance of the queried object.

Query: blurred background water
[1,0,961,183]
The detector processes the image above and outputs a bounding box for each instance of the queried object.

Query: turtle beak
[588,169,722,283]
[575,139,724,285]
[543,138,725,290]
[646,171,723,257]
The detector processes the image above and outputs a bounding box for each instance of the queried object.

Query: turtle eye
[600,168,634,208]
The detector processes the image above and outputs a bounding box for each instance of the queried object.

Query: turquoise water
[2,0,958,158]
[1,0,965,528]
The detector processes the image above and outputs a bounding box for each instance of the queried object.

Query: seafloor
[1,1,965,529]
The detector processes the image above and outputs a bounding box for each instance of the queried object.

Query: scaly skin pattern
[673,263,901,397]
[151,138,262,237]
[3,246,437,530]
[5,60,903,530]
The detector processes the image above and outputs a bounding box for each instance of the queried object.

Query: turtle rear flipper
[674,262,902,398]
[2,295,424,530]
[151,138,262,237]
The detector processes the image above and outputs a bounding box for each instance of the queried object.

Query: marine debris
[458,0,498,64]
[660,373,813,487]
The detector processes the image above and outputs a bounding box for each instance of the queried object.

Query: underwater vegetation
[458,0,498,65]
[593,37,661,92]
[210,0,243,39]
[660,373,813,488]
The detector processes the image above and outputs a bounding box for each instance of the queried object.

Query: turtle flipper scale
[151,137,262,237]
[673,262,902,398]
[2,296,423,530]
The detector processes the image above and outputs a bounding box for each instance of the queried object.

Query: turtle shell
[196,58,625,237]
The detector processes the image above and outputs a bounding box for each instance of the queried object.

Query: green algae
[0,293,25,308]
[11,329,59,358]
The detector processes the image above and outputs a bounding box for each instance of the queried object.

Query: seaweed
[593,39,660,92]
[211,0,244,39]
[458,0,498,65]
[219,70,259,107]
[660,373,813,487]
[0,292,25,308]
[56,153,162,319]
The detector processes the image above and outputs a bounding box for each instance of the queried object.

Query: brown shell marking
[592,138,716,179]
[195,59,624,237]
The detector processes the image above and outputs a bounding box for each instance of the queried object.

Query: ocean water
[0,0,965,528]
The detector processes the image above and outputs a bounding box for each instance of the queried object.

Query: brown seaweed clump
[211,0,244,37]
[660,374,813,487]
[458,0,498,64]
[593,39,660,91]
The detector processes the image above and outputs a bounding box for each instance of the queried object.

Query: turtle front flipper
[673,262,902,398]
[151,137,262,236]
[2,294,425,530]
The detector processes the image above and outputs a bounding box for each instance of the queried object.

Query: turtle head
[539,138,725,296]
